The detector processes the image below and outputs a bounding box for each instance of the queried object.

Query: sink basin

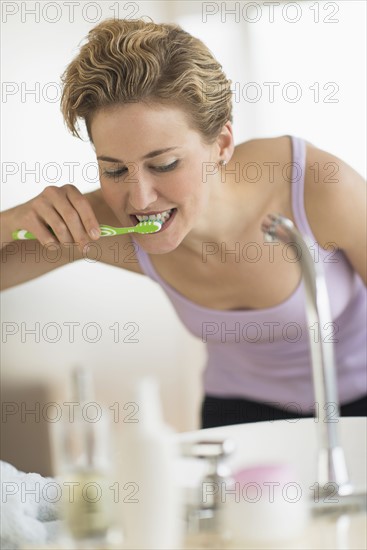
[177,417,367,549]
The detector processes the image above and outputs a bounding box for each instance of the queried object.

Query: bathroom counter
[177,417,367,549]
[20,418,366,550]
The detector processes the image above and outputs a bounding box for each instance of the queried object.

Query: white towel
[0,460,62,550]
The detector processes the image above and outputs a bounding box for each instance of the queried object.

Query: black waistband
[201,394,367,429]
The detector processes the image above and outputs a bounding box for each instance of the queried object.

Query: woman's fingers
[63,184,101,241]
[21,185,100,252]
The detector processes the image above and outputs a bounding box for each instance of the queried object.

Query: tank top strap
[290,135,331,257]
[289,136,308,234]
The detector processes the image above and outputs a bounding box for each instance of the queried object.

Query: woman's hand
[7,184,101,252]
[0,187,135,291]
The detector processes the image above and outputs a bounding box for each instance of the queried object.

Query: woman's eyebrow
[97,146,181,163]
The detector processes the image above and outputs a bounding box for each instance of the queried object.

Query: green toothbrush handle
[11,227,122,240]
[12,229,37,240]
[99,225,133,236]
[12,221,161,240]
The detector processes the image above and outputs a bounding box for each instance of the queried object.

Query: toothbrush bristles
[135,220,162,234]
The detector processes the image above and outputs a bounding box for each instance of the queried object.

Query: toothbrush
[12,221,162,240]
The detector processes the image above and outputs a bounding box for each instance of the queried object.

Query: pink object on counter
[222,462,309,544]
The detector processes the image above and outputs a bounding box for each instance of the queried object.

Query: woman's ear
[216,121,235,163]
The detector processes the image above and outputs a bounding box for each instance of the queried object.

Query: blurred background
[1,0,366,475]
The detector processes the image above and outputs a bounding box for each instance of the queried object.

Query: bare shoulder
[83,189,144,275]
[234,135,292,165]
[233,136,366,282]
[232,136,293,213]
[304,141,366,282]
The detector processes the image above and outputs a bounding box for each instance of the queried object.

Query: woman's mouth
[130,208,177,232]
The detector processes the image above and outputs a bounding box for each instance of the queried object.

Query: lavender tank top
[133,136,367,411]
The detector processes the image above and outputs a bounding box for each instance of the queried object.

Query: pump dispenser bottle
[116,377,183,549]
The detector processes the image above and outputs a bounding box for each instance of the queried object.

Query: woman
[1,19,366,427]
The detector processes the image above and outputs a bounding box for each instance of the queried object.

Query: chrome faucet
[181,439,235,535]
[261,214,366,511]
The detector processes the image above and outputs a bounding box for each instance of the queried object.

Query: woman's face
[91,102,231,254]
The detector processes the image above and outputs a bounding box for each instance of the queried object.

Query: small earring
[219,159,227,167]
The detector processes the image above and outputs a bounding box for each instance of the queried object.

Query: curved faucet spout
[261,213,353,497]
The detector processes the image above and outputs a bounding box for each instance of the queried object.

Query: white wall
[1,1,366,448]
[173,0,366,175]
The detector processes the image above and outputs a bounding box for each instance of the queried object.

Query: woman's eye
[102,159,179,179]
[154,160,179,172]
[102,167,127,179]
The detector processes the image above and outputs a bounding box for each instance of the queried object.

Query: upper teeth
[136,209,173,222]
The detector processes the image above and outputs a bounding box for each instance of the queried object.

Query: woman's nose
[128,170,158,211]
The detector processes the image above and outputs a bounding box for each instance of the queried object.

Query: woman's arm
[1,184,94,290]
[304,144,366,284]
[0,186,141,291]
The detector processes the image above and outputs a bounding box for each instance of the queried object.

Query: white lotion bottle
[116,378,183,550]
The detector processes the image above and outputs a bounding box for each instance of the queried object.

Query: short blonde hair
[61,18,233,143]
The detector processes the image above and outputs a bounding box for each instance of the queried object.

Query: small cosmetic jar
[222,463,309,546]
